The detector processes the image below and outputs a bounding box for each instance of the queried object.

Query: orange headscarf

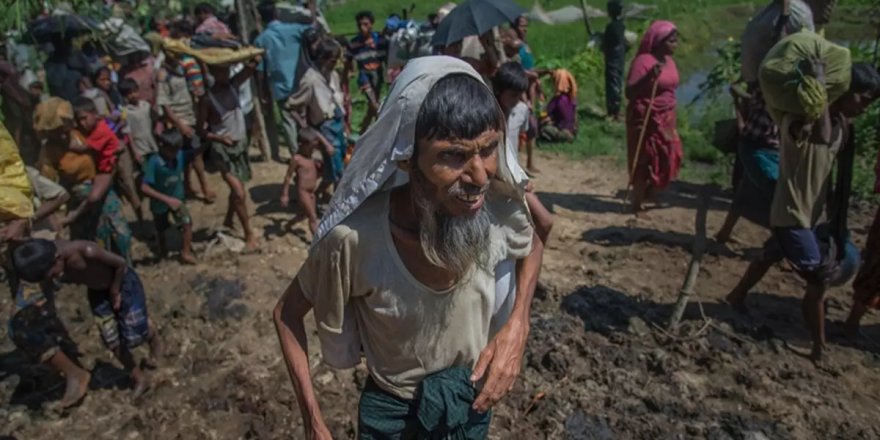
[552,69,578,98]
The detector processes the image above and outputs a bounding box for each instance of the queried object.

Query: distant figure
[345,10,388,133]
[602,0,627,121]
[254,0,312,161]
[625,20,681,216]
[194,2,232,37]
[280,130,320,236]
[141,130,197,264]
[197,61,260,252]
[540,69,578,143]
[512,15,535,70]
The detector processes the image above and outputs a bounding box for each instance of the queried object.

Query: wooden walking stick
[622,72,662,208]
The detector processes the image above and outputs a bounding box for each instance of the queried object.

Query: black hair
[415,74,505,145]
[158,128,185,150]
[194,2,214,16]
[92,66,111,83]
[316,39,342,61]
[257,1,276,24]
[356,10,375,23]
[850,62,880,97]
[73,96,97,114]
[171,19,195,38]
[493,62,529,94]
[607,0,624,18]
[12,239,57,283]
[118,78,139,97]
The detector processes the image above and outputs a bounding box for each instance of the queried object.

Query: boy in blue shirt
[140,129,197,264]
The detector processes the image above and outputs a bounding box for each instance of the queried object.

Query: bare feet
[243,234,260,254]
[131,370,152,400]
[203,191,217,204]
[60,369,91,409]
[223,218,236,231]
[179,253,197,265]
[725,291,750,316]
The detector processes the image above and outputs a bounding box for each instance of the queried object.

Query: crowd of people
[0,0,879,437]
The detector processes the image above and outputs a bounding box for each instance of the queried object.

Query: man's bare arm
[273,280,332,438]
[471,231,544,412]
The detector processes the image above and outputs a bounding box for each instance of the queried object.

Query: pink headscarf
[638,20,677,55]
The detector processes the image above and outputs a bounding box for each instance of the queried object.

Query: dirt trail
[2,151,879,439]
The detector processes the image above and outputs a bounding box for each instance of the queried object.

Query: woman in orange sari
[625,20,682,215]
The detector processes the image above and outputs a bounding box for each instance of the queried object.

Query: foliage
[690,37,741,105]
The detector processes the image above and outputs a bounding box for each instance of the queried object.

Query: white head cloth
[313,55,529,244]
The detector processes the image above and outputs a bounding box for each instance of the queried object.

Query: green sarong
[358,367,490,440]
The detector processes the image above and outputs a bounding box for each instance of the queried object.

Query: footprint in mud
[190,276,249,321]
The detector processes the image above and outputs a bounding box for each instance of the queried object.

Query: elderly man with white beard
[273,56,543,439]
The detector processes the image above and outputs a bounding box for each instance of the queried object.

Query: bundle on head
[758,30,851,124]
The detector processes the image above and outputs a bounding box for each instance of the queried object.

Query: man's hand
[167,198,183,212]
[280,193,290,208]
[471,314,529,413]
[220,134,235,146]
[180,124,195,139]
[110,288,123,312]
[306,423,333,440]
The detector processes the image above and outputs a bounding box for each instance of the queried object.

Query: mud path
[2,151,879,439]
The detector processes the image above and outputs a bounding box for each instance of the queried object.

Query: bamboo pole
[667,189,710,331]
[579,0,596,37]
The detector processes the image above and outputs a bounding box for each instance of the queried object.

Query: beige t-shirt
[285,67,338,127]
[297,188,533,399]
[770,114,844,229]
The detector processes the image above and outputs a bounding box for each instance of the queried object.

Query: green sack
[758,30,851,124]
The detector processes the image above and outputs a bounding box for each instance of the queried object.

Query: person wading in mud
[273,56,544,439]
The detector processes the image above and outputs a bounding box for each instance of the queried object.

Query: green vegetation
[1,0,877,195]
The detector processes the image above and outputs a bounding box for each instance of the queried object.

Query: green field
[324,0,879,195]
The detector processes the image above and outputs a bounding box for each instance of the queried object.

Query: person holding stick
[624,21,681,217]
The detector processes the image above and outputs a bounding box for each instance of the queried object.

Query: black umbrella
[24,14,99,43]
[431,0,526,47]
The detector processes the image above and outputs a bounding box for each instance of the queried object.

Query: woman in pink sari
[625,20,682,215]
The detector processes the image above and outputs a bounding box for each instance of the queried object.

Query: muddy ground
[1,150,879,440]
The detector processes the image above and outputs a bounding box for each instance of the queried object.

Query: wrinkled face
[498,89,521,114]
[75,109,99,133]
[358,18,373,35]
[659,32,678,56]
[96,70,112,92]
[413,129,501,217]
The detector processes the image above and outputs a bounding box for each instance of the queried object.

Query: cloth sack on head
[314,55,530,244]
[759,30,851,124]
[99,18,150,57]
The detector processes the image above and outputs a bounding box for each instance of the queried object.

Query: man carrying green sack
[727,62,880,362]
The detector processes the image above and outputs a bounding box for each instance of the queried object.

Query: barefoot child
[12,239,162,399]
[197,59,259,251]
[140,129,197,264]
[280,130,319,235]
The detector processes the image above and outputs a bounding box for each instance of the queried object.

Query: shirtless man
[280,130,320,236]
[12,239,162,398]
